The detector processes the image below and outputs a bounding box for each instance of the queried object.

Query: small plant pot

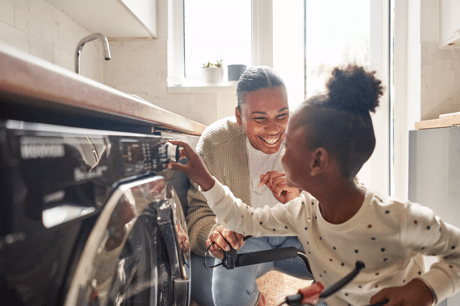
[201,67,223,84]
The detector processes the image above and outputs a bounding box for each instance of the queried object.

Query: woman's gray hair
[236,66,286,111]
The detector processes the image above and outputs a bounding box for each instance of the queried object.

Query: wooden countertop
[0,43,206,135]
[415,112,460,130]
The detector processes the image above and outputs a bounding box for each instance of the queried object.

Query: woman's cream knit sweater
[186,117,251,256]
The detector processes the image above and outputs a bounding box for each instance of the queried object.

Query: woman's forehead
[243,87,288,111]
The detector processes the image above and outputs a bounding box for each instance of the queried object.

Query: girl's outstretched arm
[168,141,303,239]
[167,140,215,191]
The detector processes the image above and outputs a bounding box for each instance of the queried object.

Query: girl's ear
[310,148,329,176]
[235,107,243,126]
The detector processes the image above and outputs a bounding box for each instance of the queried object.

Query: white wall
[421,44,460,119]
[0,0,103,82]
[420,0,460,120]
[102,39,237,126]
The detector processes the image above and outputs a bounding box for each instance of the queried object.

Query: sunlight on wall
[273,0,304,109]
[305,0,370,99]
[273,0,370,111]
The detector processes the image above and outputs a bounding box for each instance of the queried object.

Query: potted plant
[201,59,224,84]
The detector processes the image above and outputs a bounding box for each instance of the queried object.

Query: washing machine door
[64,175,191,306]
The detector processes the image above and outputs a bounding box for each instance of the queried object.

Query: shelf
[167,83,237,94]
[439,0,460,48]
[415,112,460,130]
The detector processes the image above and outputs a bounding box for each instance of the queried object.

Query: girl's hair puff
[326,65,382,114]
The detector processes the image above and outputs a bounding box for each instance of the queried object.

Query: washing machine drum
[64,175,191,306]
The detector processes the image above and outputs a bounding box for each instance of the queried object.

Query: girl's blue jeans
[190,236,313,306]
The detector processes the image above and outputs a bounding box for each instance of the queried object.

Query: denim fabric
[190,236,313,306]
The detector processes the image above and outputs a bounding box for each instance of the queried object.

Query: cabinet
[452,0,460,35]
[440,0,454,46]
[44,0,157,38]
[409,127,460,306]
[439,0,460,48]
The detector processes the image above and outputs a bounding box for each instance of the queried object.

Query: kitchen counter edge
[0,44,206,136]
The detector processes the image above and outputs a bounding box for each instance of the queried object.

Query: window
[168,0,273,86]
[272,0,304,109]
[304,1,371,99]
[183,0,251,79]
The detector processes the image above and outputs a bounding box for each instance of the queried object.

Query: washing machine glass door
[154,180,191,306]
[106,205,159,305]
[64,175,190,306]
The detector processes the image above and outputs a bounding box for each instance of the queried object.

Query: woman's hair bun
[326,65,383,114]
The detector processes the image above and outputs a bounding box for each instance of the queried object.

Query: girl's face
[281,109,311,190]
[236,87,289,154]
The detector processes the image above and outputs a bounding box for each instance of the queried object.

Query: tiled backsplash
[0,0,103,82]
[103,40,237,126]
[421,43,460,120]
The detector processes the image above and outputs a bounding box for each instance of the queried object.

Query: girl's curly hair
[326,65,382,114]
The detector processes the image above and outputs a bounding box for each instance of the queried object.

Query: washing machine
[0,119,193,306]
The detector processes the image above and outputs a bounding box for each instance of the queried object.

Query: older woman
[187,66,313,306]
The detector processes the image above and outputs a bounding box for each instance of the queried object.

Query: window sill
[167,82,237,94]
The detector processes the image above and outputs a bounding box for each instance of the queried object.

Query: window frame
[168,0,274,88]
[363,0,391,197]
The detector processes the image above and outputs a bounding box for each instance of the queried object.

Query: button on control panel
[119,137,176,176]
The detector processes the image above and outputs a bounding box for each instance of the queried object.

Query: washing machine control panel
[119,138,178,176]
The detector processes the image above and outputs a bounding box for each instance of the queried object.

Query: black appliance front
[0,120,191,306]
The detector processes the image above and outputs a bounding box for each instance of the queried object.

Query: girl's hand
[205,225,246,259]
[166,141,215,191]
[259,171,300,203]
[369,279,434,306]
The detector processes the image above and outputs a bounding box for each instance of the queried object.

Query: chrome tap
[75,33,111,74]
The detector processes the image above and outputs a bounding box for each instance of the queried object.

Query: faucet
[75,33,111,74]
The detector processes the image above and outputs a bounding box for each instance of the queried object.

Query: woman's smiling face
[236,87,289,154]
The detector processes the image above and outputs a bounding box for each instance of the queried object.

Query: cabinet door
[451,0,460,35]
[120,0,157,37]
[409,127,460,305]
[440,0,455,44]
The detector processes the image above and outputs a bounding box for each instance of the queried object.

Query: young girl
[168,65,460,306]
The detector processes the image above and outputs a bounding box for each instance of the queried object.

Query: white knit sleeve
[401,201,460,302]
[201,178,304,237]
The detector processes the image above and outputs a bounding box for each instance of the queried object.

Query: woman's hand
[205,225,246,259]
[259,171,300,203]
[369,279,434,306]
[167,141,215,191]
